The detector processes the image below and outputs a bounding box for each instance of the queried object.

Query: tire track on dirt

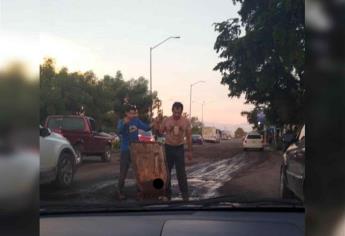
[170,150,265,200]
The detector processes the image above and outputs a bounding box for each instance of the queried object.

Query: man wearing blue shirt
[117,105,152,200]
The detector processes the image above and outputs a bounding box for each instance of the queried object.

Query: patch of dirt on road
[187,141,243,166]
[217,150,283,201]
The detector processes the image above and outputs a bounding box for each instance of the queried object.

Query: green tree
[241,106,267,130]
[126,77,154,122]
[234,127,246,138]
[40,58,158,131]
[190,117,203,134]
[214,0,305,127]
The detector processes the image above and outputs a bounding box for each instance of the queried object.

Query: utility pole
[149,36,180,118]
[189,80,205,118]
[201,101,205,124]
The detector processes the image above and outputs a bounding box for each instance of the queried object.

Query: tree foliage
[40,58,157,131]
[190,117,204,134]
[214,0,305,127]
[234,127,246,138]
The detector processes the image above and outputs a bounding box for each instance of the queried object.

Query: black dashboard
[40,210,304,236]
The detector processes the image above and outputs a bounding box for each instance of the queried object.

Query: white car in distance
[40,126,78,188]
[243,132,264,151]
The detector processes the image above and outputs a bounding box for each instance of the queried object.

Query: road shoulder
[217,150,283,201]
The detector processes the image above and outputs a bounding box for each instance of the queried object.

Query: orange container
[130,142,168,199]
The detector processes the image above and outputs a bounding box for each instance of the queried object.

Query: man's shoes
[117,191,126,200]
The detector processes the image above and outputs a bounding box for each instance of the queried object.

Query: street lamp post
[149,36,180,117]
[189,80,205,118]
[201,101,205,124]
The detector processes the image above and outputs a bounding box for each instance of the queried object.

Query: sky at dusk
[1,0,254,132]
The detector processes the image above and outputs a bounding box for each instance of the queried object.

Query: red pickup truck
[45,115,113,163]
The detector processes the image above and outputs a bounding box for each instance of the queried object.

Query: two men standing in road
[117,102,192,201]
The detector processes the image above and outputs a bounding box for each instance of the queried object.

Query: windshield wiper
[192,196,304,209]
[40,202,144,214]
[140,197,304,210]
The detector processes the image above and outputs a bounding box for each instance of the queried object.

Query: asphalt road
[40,139,283,205]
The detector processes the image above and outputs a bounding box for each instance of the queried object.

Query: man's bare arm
[185,123,193,161]
[186,125,192,152]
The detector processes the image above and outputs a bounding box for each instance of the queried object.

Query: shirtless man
[160,102,192,201]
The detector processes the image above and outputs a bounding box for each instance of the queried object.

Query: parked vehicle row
[45,115,113,163]
[280,125,305,201]
[41,115,114,189]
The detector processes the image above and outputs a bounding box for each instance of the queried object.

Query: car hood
[48,132,77,157]
[50,132,69,142]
